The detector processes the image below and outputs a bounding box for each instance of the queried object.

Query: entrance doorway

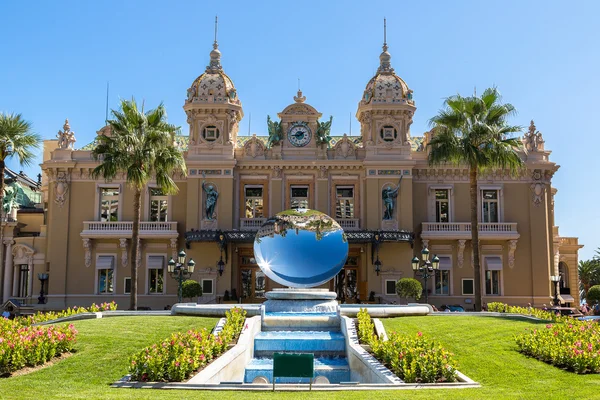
[239,253,268,303]
[333,254,360,303]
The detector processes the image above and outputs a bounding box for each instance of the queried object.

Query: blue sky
[1,1,598,259]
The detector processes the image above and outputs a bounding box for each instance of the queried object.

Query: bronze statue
[266,115,283,148]
[201,171,219,220]
[382,175,403,220]
[316,116,333,147]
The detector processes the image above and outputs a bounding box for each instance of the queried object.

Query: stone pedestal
[261,289,340,331]
[381,219,398,231]
[201,219,218,230]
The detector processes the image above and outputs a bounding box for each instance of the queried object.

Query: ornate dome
[186,39,240,105]
[360,39,414,106]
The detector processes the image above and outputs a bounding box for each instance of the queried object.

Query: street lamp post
[550,275,561,306]
[37,273,49,304]
[167,250,196,303]
[411,248,440,304]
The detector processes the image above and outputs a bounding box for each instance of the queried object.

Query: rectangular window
[244,186,264,218]
[18,265,30,297]
[100,188,119,222]
[434,270,450,295]
[336,186,355,219]
[485,270,501,295]
[290,186,309,209]
[385,280,397,295]
[435,189,449,222]
[124,277,131,294]
[202,279,214,295]
[97,255,114,294]
[482,190,499,223]
[149,188,168,222]
[462,279,474,295]
[147,256,165,294]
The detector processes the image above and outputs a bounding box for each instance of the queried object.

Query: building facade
[1,35,582,310]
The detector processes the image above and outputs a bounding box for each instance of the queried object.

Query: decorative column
[82,239,92,268]
[457,239,466,268]
[508,240,518,268]
[27,255,34,299]
[119,239,128,268]
[2,240,14,302]
[170,238,178,261]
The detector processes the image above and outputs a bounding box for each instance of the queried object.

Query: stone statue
[2,184,19,215]
[523,120,545,152]
[187,85,196,101]
[382,176,403,220]
[266,115,283,148]
[316,116,333,147]
[57,119,76,150]
[201,171,219,220]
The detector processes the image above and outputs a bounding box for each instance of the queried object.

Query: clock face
[287,122,312,147]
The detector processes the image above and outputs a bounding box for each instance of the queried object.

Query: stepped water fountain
[180,209,433,386]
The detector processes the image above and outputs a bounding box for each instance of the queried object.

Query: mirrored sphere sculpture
[253,209,349,288]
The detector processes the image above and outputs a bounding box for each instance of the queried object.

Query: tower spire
[378,17,394,73]
[383,17,387,49]
[214,15,218,47]
[207,15,222,71]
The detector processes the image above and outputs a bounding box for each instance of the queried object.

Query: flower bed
[487,302,564,322]
[356,308,458,383]
[128,307,246,382]
[516,321,600,374]
[16,301,118,327]
[0,317,78,376]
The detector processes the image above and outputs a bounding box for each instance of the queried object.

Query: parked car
[548,307,583,318]
[439,304,465,312]
[578,315,600,323]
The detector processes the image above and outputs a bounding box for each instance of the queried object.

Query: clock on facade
[287,122,312,147]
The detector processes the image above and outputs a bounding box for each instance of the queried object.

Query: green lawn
[1,315,599,400]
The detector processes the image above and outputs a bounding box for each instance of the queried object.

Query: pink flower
[417,332,423,337]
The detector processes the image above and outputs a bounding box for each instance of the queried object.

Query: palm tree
[0,113,41,292]
[579,259,600,301]
[92,99,186,310]
[428,88,524,311]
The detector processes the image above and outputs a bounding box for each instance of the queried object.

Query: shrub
[0,317,78,375]
[356,309,457,383]
[396,278,422,301]
[15,301,119,326]
[357,308,376,345]
[516,321,600,374]
[128,307,247,382]
[487,302,565,322]
[587,285,600,305]
[182,280,202,300]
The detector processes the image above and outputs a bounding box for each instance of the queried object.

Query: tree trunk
[470,168,482,311]
[0,160,5,300]
[130,188,142,310]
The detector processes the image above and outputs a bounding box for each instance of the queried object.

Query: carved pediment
[243,134,266,159]
[279,103,322,118]
[333,134,357,159]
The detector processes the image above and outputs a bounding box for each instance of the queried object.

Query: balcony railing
[81,221,178,239]
[240,218,267,231]
[421,222,519,240]
[336,218,360,231]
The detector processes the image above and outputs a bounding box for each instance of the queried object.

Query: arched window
[558,261,569,289]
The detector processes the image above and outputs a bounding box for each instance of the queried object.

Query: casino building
[0,31,582,310]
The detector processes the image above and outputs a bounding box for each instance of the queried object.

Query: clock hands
[292,130,305,139]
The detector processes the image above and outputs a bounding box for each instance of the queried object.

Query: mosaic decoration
[378,170,402,175]
[79,134,425,152]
